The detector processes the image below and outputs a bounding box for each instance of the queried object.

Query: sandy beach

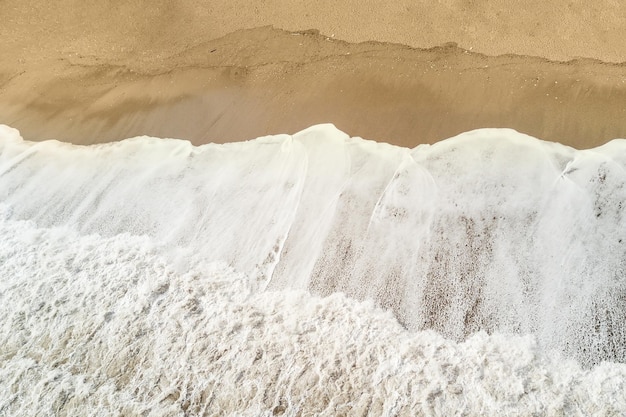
[1,1,625,148]
[3,4,626,415]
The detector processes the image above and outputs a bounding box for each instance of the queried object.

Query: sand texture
[1,1,625,148]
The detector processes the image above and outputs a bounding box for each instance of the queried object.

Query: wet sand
[1,2,625,149]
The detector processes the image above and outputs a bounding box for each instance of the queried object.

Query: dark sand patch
[1,27,625,149]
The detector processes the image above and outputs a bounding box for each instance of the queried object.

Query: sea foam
[0,123,625,415]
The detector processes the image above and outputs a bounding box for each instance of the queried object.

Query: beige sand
[1,2,625,148]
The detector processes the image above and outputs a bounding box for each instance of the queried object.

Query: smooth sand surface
[1,1,625,148]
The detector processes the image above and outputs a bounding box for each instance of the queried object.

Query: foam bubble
[1,123,626,414]
[1,216,624,416]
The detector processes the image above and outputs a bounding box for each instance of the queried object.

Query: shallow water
[1,124,625,415]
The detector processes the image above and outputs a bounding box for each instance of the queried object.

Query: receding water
[1,124,625,416]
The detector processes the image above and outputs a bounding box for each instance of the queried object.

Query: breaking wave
[1,123,625,415]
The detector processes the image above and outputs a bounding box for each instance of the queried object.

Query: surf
[1,123,625,415]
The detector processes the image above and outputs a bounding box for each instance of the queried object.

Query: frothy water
[1,123,625,415]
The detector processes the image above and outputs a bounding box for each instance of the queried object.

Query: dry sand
[1,1,625,148]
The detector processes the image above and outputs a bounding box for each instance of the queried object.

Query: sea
[0,123,625,416]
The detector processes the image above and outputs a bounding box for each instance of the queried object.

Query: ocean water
[0,123,625,416]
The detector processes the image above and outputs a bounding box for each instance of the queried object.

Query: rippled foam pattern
[0,123,625,415]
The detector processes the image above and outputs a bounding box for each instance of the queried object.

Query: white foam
[1,215,624,416]
[1,123,625,414]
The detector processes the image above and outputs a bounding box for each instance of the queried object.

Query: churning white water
[0,123,625,415]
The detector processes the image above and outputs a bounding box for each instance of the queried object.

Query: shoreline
[1,27,626,150]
